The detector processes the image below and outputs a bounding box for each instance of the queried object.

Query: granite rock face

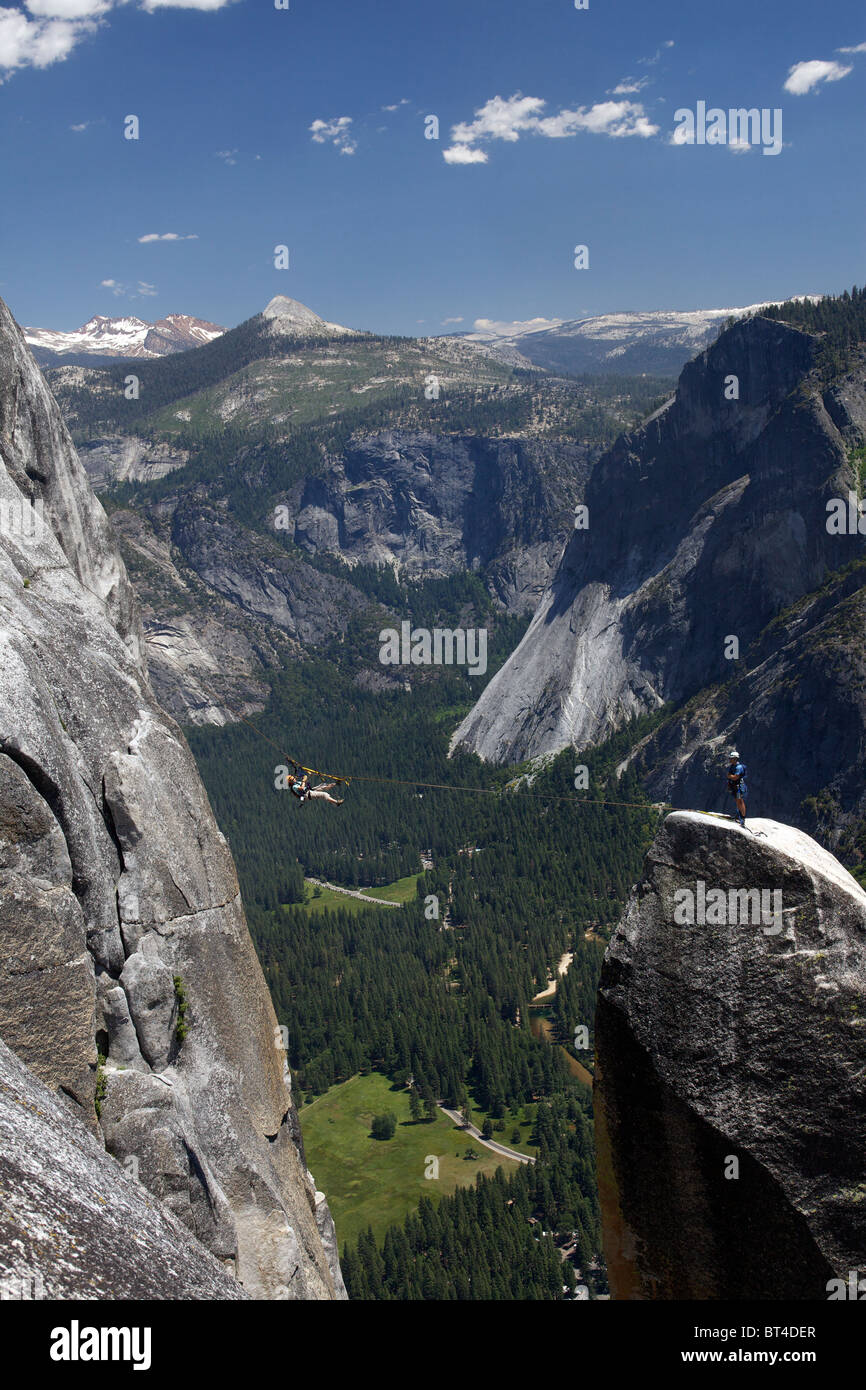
[0,1037,248,1300]
[452,318,866,764]
[0,295,344,1299]
[76,434,191,489]
[619,559,866,837]
[288,430,590,613]
[595,811,866,1300]
[88,429,591,725]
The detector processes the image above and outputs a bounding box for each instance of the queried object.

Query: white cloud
[547,101,658,138]
[837,41,866,54]
[728,137,753,155]
[784,59,852,94]
[450,93,546,146]
[69,119,89,130]
[443,144,488,164]
[444,91,658,163]
[441,316,464,325]
[309,115,357,155]
[137,232,198,242]
[382,98,409,112]
[0,0,234,81]
[25,0,109,16]
[215,148,237,164]
[141,0,234,9]
[638,39,674,66]
[0,6,96,76]
[100,277,158,298]
[609,76,649,95]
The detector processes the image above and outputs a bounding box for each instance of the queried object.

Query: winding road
[438,1104,536,1165]
[305,876,402,908]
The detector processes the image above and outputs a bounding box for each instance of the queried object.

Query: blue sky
[2,0,864,336]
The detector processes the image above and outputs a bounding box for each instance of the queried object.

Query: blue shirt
[728,762,747,794]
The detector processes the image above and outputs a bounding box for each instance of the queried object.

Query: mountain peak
[261,295,356,338]
[24,312,225,363]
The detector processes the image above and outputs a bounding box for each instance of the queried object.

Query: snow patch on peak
[24,312,226,360]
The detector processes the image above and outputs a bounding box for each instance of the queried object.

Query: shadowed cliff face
[290,430,590,611]
[87,429,591,727]
[451,317,866,764]
[595,812,866,1300]
[621,559,866,837]
[0,296,345,1299]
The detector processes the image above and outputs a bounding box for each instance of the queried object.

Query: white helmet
[728,749,739,760]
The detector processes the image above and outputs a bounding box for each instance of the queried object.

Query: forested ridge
[752,284,866,380]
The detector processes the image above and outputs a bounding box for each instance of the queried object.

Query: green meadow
[296,873,421,916]
[300,1072,517,1248]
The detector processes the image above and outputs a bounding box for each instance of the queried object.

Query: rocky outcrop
[170,496,369,642]
[0,1037,247,1300]
[0,295,344,1298]
[108,506,298,726]
[77,435,190,489]
[261,295,356,339]
[595,811,866,1299]
[452,318,866,764]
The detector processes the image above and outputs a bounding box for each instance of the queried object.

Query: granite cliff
[452,316,866,768]
[0,1037,248,1300]
[0,295,345,1299]
[97,429,591,725]
[595,812,866,1299]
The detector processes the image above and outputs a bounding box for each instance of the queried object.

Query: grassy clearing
[293,873,420,916]
[300,1072,517,1248]
[295,883,374,916]
[358,873,420,904]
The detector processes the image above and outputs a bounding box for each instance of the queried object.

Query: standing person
[726,750,748,826]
